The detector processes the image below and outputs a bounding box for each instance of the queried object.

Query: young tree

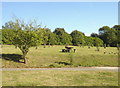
[2,19,42,64]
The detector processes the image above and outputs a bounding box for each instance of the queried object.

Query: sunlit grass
[1,45,118,68]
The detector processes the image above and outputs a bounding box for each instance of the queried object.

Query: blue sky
[2,2,118,36]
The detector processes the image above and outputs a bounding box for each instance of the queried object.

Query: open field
[2,70,118,86]
[1,45,118,68]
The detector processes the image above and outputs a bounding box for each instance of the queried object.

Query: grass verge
[2,70,118,86]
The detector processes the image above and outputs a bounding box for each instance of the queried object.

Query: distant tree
[48,33,60,45]
[84,36,103,49]
[61,33,72,45]
[99,26,117,46]
[93,37,103,51]
[39,28,51,48]
[112,25,120,50]
[113,25,120,44]
[0,29,2,44]
[70,30,85,46]
[53,28,65,36]
[53,28,72,45]
[93,37,103,47]
[2,29,15,44]
[2,20,21,45]
[84,36,94,46]
[91,33,99,37]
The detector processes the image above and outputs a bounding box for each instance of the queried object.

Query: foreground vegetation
[2,45,118,68]
[2,70,118,86]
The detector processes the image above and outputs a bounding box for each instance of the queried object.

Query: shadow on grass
[1,54,23,63]
[55,61,71,65]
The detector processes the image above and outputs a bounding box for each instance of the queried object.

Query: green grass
[2,70,118,86]
[1,45,118,68]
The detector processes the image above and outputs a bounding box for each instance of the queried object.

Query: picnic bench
[61,46,76,53]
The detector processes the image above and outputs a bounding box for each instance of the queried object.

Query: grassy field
[1,45,118,68]
[2,70,118,86]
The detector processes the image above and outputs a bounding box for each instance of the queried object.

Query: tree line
[1,19,120,63]
[1,21,120,47]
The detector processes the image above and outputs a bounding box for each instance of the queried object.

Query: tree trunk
[44,43,46,48]
[88,46,90,49]
[18,45,29,64]
[48,43,50,47]
[96,46,100,51]
[36,46,38,49]
[104,44,106,49]
[24,57,27,64]
[22,51,28,64]
[15,45,18,49]
[117,44,120,50]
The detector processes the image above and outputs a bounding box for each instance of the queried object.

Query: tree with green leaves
[70,30,85,46]
[99,26,117,47]
[84,36,94,47]
[48,33,60,45]
[112,25,120,50]
[0,29,2,44]
[2,29,16,44]
[60,33,72,45]
[90,33,99,37]
[93,37,103,51]
[38,28,51,48]
[2,19,43,64]
[93,37,103,47]
[113,25,120,44]
[53,28,72,45]
[53,28,66,36]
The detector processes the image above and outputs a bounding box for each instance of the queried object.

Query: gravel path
[1,67,119,72]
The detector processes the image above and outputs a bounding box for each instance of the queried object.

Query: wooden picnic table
[65,46,73,49]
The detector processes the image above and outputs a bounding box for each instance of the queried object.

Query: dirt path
[1,67,119,71]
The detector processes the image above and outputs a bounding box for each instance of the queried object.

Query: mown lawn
[1,45,118,68]
[2,70,118,86]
